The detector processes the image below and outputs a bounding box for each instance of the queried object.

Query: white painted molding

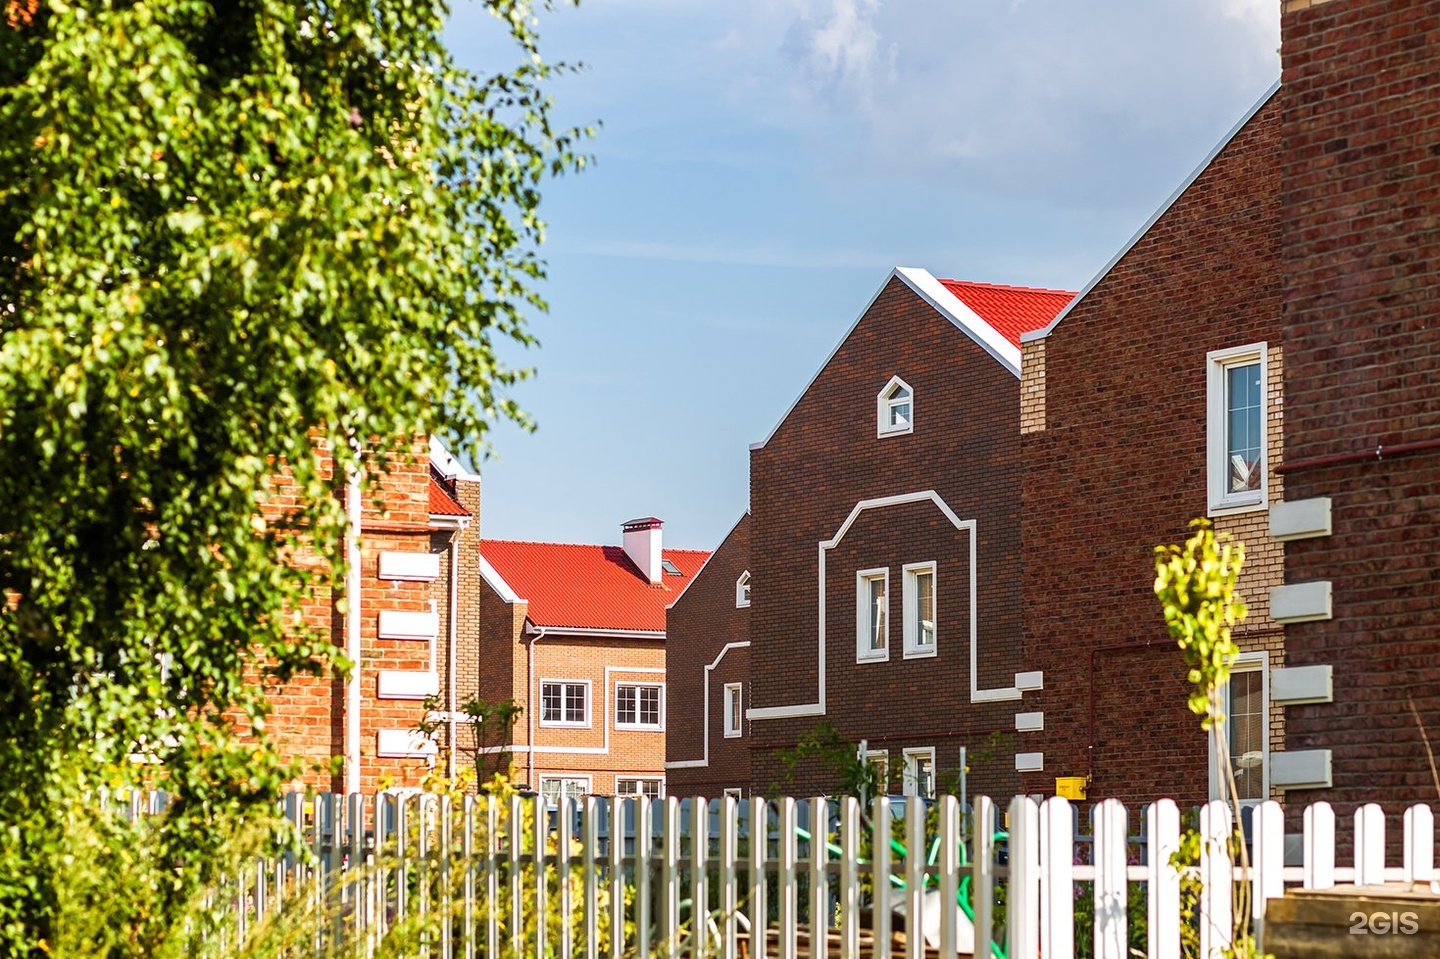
[1015,712,1045,733]
[378,551,441,582]
[1271,750,1333,790]
[1270,582,1333,623]
[1271,665,1334,705]
[377,670,439,699]
[478,555,525,604]
[377,610,440,641]
[1270,498,1333,541]
[1015,671,1044,692]
[376,729,438,758]
[1015,752,1044,773]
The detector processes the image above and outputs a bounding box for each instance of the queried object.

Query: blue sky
[444,0,1280,551]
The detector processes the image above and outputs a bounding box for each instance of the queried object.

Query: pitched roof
[938,280,1076,348]
[429,477,469,517]
[479,540,710,633]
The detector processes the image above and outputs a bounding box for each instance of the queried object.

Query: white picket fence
[189,791,1438,959]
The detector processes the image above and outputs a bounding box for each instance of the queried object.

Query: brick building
[669,267,1073,800]
[664,512,752,796]
[261,437,481,794]
[477,519,707,804]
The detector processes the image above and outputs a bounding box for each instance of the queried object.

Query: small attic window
[661,558,683,577]
[877,376,914,437]
[736,570,751,608]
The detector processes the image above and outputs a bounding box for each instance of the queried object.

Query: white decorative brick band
[1269,498,1332,542]
[1270,582,1333,623]
[376,729,438,759]
[1271,749,1332,790]
[1015,712,1045,733]
[1015,751,1044,773]
[377,610,439,641]
[1271,665,1333,705]
[378,550,441,582]
[1014,671,1044,692]
[377,670,439,700]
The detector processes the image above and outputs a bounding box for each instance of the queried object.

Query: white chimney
[621,517,663,585]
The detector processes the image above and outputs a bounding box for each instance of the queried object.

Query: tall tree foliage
[0,0,583,951]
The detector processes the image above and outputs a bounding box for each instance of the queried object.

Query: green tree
[0,0,585,953]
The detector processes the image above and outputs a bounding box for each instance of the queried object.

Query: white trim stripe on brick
[378,550,441,582]
[377,610,439,641]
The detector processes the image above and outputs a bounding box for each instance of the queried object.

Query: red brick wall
[1279,0,1440,813]
[666,513,752,796]
[747,276,1026,800]
[1020,96,1284,810]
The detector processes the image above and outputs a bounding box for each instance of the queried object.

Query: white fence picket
[1405,804,1434,885]
[872,796,892,959]
[1147,799,1180,959]
[693,796,711,959]
[1199,800,1233,959]
[938,795,960,959]
[1304,801,1335,889]
[719,795,739,959]
[662,797,682,958]
[777,797,798,959]
[808,796,827,959]
[839,797,860,959]
[608,796,625,959]
[1040,796,1074,959]
[558,795,575,959]
[1093,798,1128,959]
[749,797,768,959]
[904,795,926,959]
[1008,796,1040,959]
[1356,803,1385,886]
[972,796,995,959]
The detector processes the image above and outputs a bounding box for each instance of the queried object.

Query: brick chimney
[621,517,663,585]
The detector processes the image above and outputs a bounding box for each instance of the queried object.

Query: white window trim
[614,681,666,731]
[1209,652,1269,805]
[855,567,890,663]
[538,774,592,809]
[735,570,751,608]
[722,787,744,800]
[1206,342,1268,515]
[902,561,938,660]
[722,682,743,738]
[877,375,915,438]
[864,749,890,796]
[538,679,591,729]
[902,746,936,798]
[614,776,665,798]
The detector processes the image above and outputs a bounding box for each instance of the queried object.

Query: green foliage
[418,693,524,785]
[1154,519,1248,729]
[0,0,586,953]
[775,722,884,802]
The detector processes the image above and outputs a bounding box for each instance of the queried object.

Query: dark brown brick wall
[1020,96,1284,810]
[666,513,752,796]
[748,276,1027,800]
[1279,0,1440,814]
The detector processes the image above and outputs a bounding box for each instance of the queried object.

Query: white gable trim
[665,641,752,769]
[429,435,480,482]
[1020,80,1281,345]
[748,266,1022,451]
[478,554,524,604]
[666,511,748,611]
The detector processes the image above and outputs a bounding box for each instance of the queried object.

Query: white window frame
[1206,343,1268,515]
[856,568,890,663]
[615,777,665,798]
[902,747,936,799]
[1209,652,1269,806]
[722,787,744,800]
[722,682,743,738]
[902,562,938,659]
[863,749,890,798]
[877,375,914,437]
[615,681,665,731]
[736,570,751,608]
[538,679,591,728]
[538,775,592,810]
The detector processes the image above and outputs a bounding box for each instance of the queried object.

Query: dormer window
[736,570,751,608]
[877,376,914,437]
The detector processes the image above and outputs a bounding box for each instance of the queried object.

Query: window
[736,570,751,608]
[616,777,664,798]
[539,776,590,810]
[902,563,937,658]
[877,376,914,437]
[856,568,889,661]
[539,681,589,727]
[902,748,936,799]
[1207,344,1267,513]
[723,683,743,738]
[1210,654,1268,805]
[863,749,890,798]
[722,787,744,800]
[616,683,664,730]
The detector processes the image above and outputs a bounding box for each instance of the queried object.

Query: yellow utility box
[1055,777,1087,801]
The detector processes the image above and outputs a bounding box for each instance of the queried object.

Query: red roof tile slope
[481,540,709,633]
[939,280,1075,347]
[429,478,470,516]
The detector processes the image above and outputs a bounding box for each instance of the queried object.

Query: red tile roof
[480,540,710,633]
[938,280,1075,347]
[429,478,469,516]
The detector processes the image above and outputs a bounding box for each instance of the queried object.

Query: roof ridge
[939,278,1077,297]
